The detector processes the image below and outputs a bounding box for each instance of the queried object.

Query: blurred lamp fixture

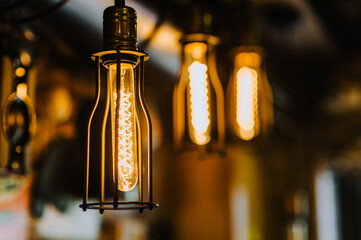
[2,53,36,174]
[227,46,273,141]
[173,7,225,152]
[80,0,158,212]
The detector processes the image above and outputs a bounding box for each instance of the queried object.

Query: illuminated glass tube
[107,62,138,192]
[173,35,225,151]
[236,67,259,140]
[228,49,273,141]
[185,43,211,145]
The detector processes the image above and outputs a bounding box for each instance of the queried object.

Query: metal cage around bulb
[173,33,225,153]
[80,49,158,213]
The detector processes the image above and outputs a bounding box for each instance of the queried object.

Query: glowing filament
[109,63,138,192]
[236,67,258,140]
[188,61,211,145]
[115,89,135,191]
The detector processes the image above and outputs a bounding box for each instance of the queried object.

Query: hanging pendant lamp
[80,0,158,213]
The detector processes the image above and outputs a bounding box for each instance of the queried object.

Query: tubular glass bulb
[185,42,211,145]
[107,63,138,192]
[233,52,262,141]
[236,67,258,140]
[228,49,274,141]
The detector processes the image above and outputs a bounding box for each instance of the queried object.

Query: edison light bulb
[107,63,138,192]
[174,35,225,151]
[234,52,261,140]
[185,42,211,145]
[228,49,273,141]
[236,66,259,140]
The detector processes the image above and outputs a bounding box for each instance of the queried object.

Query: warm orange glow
[16,83,28,100]
[15,67,26,78]
[188,61,211,145]
[7,111,25,126]
[229,50,274,141]
[236,67,258,140]
[24,30,35,41]
[235,52,261,67]
[20,51,31,67]
[185,43,211,145]
[51,88,73,122]
[108,63,138,192]
[174,38,225,149]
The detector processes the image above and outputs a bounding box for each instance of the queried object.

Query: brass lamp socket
[103,5,138,51]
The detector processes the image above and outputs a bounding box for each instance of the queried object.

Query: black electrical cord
[5,0,69,24]
[115,0,125,7]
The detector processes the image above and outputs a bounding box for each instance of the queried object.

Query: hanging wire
[115,0,125,7]
[114,0,167,50]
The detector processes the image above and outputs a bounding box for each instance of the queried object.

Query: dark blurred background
[1,0,361,239]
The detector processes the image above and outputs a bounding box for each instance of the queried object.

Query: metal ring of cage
[80,201,159,212]
[82,49,157,213]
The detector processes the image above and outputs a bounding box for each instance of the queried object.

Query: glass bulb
[236,67,259,140]
[107,62,138,192]
[185,42,211,145]
[174,36,225,151]
[232,52,262,141]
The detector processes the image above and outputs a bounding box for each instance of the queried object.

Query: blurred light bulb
[24,30,35,41]
[236,67,258,140]
[174,35,225,151]
[188,60,211,145]
[15,67,26,78]
[51,88,73,123]
[228,49,273,141]
[16,83,28,100]
[185,43,211,145]
[20,51,31,67]
[107,63,138,192]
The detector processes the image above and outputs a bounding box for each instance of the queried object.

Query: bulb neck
[184,4,213,35]
[103,5,138,51]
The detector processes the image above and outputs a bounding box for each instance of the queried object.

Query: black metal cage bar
[82,56,101,212]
